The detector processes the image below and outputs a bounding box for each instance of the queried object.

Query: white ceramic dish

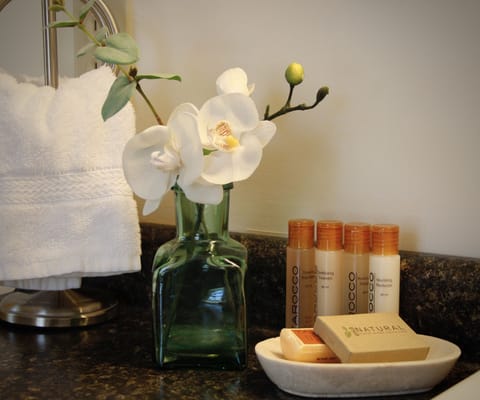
[255,335,461,398]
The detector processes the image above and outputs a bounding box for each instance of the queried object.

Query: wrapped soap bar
[280,328,340,363]
[313,312,430,363]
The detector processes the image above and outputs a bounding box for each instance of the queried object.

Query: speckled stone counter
[0,223,479,399]
[0,304,478,400]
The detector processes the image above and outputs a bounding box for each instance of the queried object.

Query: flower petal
[202,134,263,184]
[142,198,161,216]
[168,102,199,122]
[168,109,203,185]
[122,125,174,200]
[180,176,224,205]
[251,120,276,147]
[216,67,254,96]
[200,93,259,135]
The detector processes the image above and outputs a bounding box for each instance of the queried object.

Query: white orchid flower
[171,104,224,205]
[122,124,174,215]
[123,68,277,210]
[197,93,276,185]
[123,103,222,215]
[216,67,255,96]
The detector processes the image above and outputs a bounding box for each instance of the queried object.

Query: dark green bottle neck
[174,185,231,240]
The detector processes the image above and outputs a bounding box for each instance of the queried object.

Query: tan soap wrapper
[280,328,340,363]
[314,313,430,363]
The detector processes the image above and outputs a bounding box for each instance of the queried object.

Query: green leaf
[136,73,182,82]
[94,26,108,42]
[102,76,136,121]
[79,0,97,21]
[49,5,65,12]
[94,33,139,65]
[76,42,96,57]
[49,20,79,28]
[94,47,135,65]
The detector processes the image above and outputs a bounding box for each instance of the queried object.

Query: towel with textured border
[0,66,141,290]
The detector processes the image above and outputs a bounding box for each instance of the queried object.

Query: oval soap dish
[255,335,460,398]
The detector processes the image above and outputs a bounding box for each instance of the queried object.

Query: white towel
[0,66,141,290]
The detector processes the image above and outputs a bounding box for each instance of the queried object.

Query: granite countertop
[0,302,478,400]
[0,223,479,399]
[0,303,276,400]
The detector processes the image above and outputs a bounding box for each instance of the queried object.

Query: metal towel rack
[0,0,118,85]
[0,0,121,328]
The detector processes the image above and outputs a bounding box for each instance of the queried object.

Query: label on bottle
[290,265,300,326]
[299,269,317,327]
[368,271,376,313]
[343,253,369,314]
[347,271,358,314]
[316,250,343,316]
[287,265,316,327]
[286,247,316,328]
[368,255,400,313]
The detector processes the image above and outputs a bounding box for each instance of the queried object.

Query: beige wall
[130,0,480,258]
[1,0,479,258]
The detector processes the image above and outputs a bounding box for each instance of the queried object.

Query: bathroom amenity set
[286,219,401,328]
[253,219,461,397]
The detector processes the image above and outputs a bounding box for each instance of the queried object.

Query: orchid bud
[285,62,304,86]
[316,86,329,103]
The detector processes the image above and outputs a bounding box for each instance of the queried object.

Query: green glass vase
[152,184,248,369]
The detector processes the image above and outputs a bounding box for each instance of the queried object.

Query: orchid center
[150,143,181,172]
[210,120,240,151]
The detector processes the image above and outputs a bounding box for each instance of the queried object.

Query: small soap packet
[280,328,340,363]
[313,312,430,363]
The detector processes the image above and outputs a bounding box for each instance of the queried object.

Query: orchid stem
[264,84,295,121]
[54,4,165,126]
[286,84,294,108]
[264,85,329,121]
[135,82,164,125]
[194,203,208,237]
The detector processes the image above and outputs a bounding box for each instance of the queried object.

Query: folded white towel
[0,66,141,290]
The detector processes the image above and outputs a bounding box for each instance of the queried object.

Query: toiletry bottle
[368,224,400,313]
[343,222,371,314]
[286,219,316,328]
[315,220,344,316]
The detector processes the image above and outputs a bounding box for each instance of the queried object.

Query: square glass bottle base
[155,324,246,369]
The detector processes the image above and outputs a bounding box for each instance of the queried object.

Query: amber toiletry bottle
[315,220,344,316]
[368,224,400,313]
[286,219,316,328]
[343,222,371,314]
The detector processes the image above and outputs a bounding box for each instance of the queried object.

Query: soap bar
[280,328,340,363]
[313,313,430,363]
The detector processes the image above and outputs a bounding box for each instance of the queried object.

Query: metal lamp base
[0,288,118,328]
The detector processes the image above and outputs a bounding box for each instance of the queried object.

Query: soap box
[280,328,340,363]
[313,313,430,363]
